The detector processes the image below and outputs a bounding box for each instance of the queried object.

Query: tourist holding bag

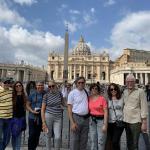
[11,81,27,150]
[106,83,124,150]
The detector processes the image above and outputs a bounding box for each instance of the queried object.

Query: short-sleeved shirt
[89,96,107,116]
[108,98,124,123]
[28,91,46,119]
[67,89,89,115]
[42,91,63,118]
[0,87,13,119]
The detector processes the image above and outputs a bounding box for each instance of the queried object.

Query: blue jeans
[12,132,22,150]
[45,113,62,150]
[90,118,106,150]
[0,118,11,150]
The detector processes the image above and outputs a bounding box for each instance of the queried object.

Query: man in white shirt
[67,76,89,150]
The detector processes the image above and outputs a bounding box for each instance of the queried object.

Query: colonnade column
[145,73,148,84]
[140,73,143,84]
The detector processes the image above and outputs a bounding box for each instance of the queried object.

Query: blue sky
[0,0,150,66]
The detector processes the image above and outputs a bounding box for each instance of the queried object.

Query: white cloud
[0,25,64,65]
[13,0,37,6]
[57,4,68,12]
[69,9,80,15]
[83,13,97,26]
[64,20,80,33]
[110,11,150,59]
[104,0,116,7]
[90,8,95,13]
[0,1,27,25]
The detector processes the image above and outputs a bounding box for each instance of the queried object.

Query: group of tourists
[0,73,148,150]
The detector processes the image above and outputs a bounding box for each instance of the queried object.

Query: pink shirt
[89,96,107,116]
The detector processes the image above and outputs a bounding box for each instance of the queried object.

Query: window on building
[88,74,91,79]
[102,72,105,80]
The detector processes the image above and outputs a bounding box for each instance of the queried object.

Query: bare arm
[41,102,48,132]
[26,100,38,115]
[67,104,78,131]
[102,107,108,133]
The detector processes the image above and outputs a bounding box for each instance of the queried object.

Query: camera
[34,107,41,113]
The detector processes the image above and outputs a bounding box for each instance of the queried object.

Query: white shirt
[68,88,89,115]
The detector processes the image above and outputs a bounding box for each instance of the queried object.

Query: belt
[73,113,89,119]
[90,115,104,120]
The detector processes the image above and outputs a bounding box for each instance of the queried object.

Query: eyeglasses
[77,82,85,84]
[110,88,117,92]
[15,85,22,88]
[48,85,55,88]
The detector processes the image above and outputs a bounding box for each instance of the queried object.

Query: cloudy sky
[0,0,150,67]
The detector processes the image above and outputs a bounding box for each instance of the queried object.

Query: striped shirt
[43,91,63,117]
[0,86,13,118]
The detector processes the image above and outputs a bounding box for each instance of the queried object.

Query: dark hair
[26,81,36,96]
[107,83,121,100]
[89,83,101,94]
[75,76,86,84]
[12,81,27,112]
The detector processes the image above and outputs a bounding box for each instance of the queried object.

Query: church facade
[47,36,110,84]
[110,48,150,85]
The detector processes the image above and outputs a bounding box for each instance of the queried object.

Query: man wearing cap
[67,76,89,150]
[0,79,13,150]
[123,74,148,150]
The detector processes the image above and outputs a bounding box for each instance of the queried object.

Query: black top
[13,95,26,118]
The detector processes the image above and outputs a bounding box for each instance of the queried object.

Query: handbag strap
[111,100,118,121]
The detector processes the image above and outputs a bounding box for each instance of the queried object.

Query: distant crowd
[0,73,149,150]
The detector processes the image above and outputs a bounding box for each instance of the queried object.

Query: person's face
[48,82,56,92]
[91,86,99,95]
[2,81,11,89]
[36,83,44,92]
[126,78,135,90]
[76,79,85,90]
[110,85,117,96]
[15,83,23,92]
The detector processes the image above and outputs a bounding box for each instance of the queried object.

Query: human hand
[141,121,147,133]
[102,124,107,133]
[71,122,78,132]
[42,123,48,133]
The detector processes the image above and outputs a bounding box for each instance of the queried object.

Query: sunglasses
[4,81,10,84]
[77,82,85,84]
[15,85,22,88]
[48,85,55,88]
[110,88,117,92]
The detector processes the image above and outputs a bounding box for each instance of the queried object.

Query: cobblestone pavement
[6,108,148,150]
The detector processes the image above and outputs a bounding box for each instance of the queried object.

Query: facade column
[140,73,143,84]
[145,73,148,85]
[74,64,76,80]
[70,65,72,80]
[80,65,82,76]
[55,65,58,79]
[84,65,86,78]
[135,73,137,79]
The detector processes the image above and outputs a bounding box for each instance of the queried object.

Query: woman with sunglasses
[41,80,66,150]
[89,83,108,150]
[11,81,27,150]
[106,83,124,150]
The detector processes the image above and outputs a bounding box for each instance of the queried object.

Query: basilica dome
[72,36,91,55]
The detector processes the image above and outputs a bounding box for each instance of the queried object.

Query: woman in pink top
[89,83,108,150]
